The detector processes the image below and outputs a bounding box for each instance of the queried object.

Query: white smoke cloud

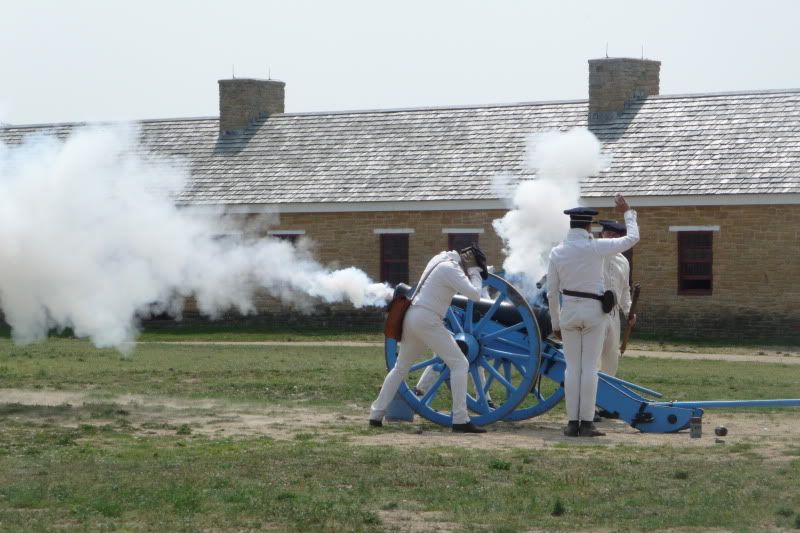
[489,173,517,208]
[0,125,393,349]
[492,127,610,288]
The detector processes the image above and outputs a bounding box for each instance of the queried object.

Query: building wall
[592,204,799,341]
[207,204,798,342]
[263,209,508,283]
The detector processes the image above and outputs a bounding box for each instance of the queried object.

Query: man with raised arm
[597,219,637,378]
[546,195,639,437]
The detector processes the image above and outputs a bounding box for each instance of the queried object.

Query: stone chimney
[218,78,285,135]
[588,58,660,124]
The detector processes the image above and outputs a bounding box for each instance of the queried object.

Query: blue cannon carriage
[384,273,800,433]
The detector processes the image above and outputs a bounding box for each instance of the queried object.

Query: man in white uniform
[370,246,489,433]
[546,195,639,437]
[598,219,637,377]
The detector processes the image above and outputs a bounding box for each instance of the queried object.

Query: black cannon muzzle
[450,294,552,339]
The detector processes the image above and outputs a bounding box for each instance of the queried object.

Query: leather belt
[562,289,603,301]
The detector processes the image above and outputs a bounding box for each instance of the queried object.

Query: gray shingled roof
[2,90,799,205]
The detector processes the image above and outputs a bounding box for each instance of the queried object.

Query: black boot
[368,419,383,428]
[452,421,486,434]
[563,420,580,437]
[579,420,605,437]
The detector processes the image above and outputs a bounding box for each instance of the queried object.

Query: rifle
[620,283,640,354]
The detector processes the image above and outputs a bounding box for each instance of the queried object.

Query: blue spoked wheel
[501,340,565,421]
[384,273,544,426]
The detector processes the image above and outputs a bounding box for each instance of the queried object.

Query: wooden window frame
[677,231,713,295]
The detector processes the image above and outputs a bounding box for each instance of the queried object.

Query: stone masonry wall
[263,209,508,284]
[184,205,799,342]
[218,79,285,134]
[589,58,660,123]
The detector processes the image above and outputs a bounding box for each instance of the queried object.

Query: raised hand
[614,194,630,213]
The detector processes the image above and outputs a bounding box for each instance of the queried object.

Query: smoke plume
[492,127,610,288]
[0,125,392,349]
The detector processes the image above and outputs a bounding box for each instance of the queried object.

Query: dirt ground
[1,383,798,461]
[2,347,799,457]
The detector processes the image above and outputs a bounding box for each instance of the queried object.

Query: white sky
[2,0,799,125]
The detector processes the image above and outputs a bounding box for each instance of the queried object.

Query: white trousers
[560,298,605,422]
[371,306,471,424]
[599,310,622,376]
[415,365,439,394]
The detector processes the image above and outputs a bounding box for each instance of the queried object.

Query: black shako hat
[598,219,627,235]
[563,207,598,223]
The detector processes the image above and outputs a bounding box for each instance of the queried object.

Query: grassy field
[1,337,800,531]
[5,319,799,354]
[140,323,800,357]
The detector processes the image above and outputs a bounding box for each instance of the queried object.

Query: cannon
[384,274,800,433]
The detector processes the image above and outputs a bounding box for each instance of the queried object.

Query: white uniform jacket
[603,253,632,315]
[412,251,482,318]
[546,210,639,330]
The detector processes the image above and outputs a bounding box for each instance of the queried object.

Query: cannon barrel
[393,283,536,328]
[450,294,552,339]
[450,295,524,326]
[393,280,552,338]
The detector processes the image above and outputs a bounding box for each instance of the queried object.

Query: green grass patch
[0,319,386,343]
[0,431,798,531]
[631,332,800,354]
[1,337,800,530]
[3,338,798,408]
[616,357,800,402]
[0,338,385,405]
[137,320,384,342]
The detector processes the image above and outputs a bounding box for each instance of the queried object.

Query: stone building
[1,58,798,341]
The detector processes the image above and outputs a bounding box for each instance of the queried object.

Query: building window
[380,234,409,285]
[444,228,483,251]
[269,230,305,245]
[448,233,479,251]
[273,234,299,244]
[678,231,713,295]
[212,233,242,245]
